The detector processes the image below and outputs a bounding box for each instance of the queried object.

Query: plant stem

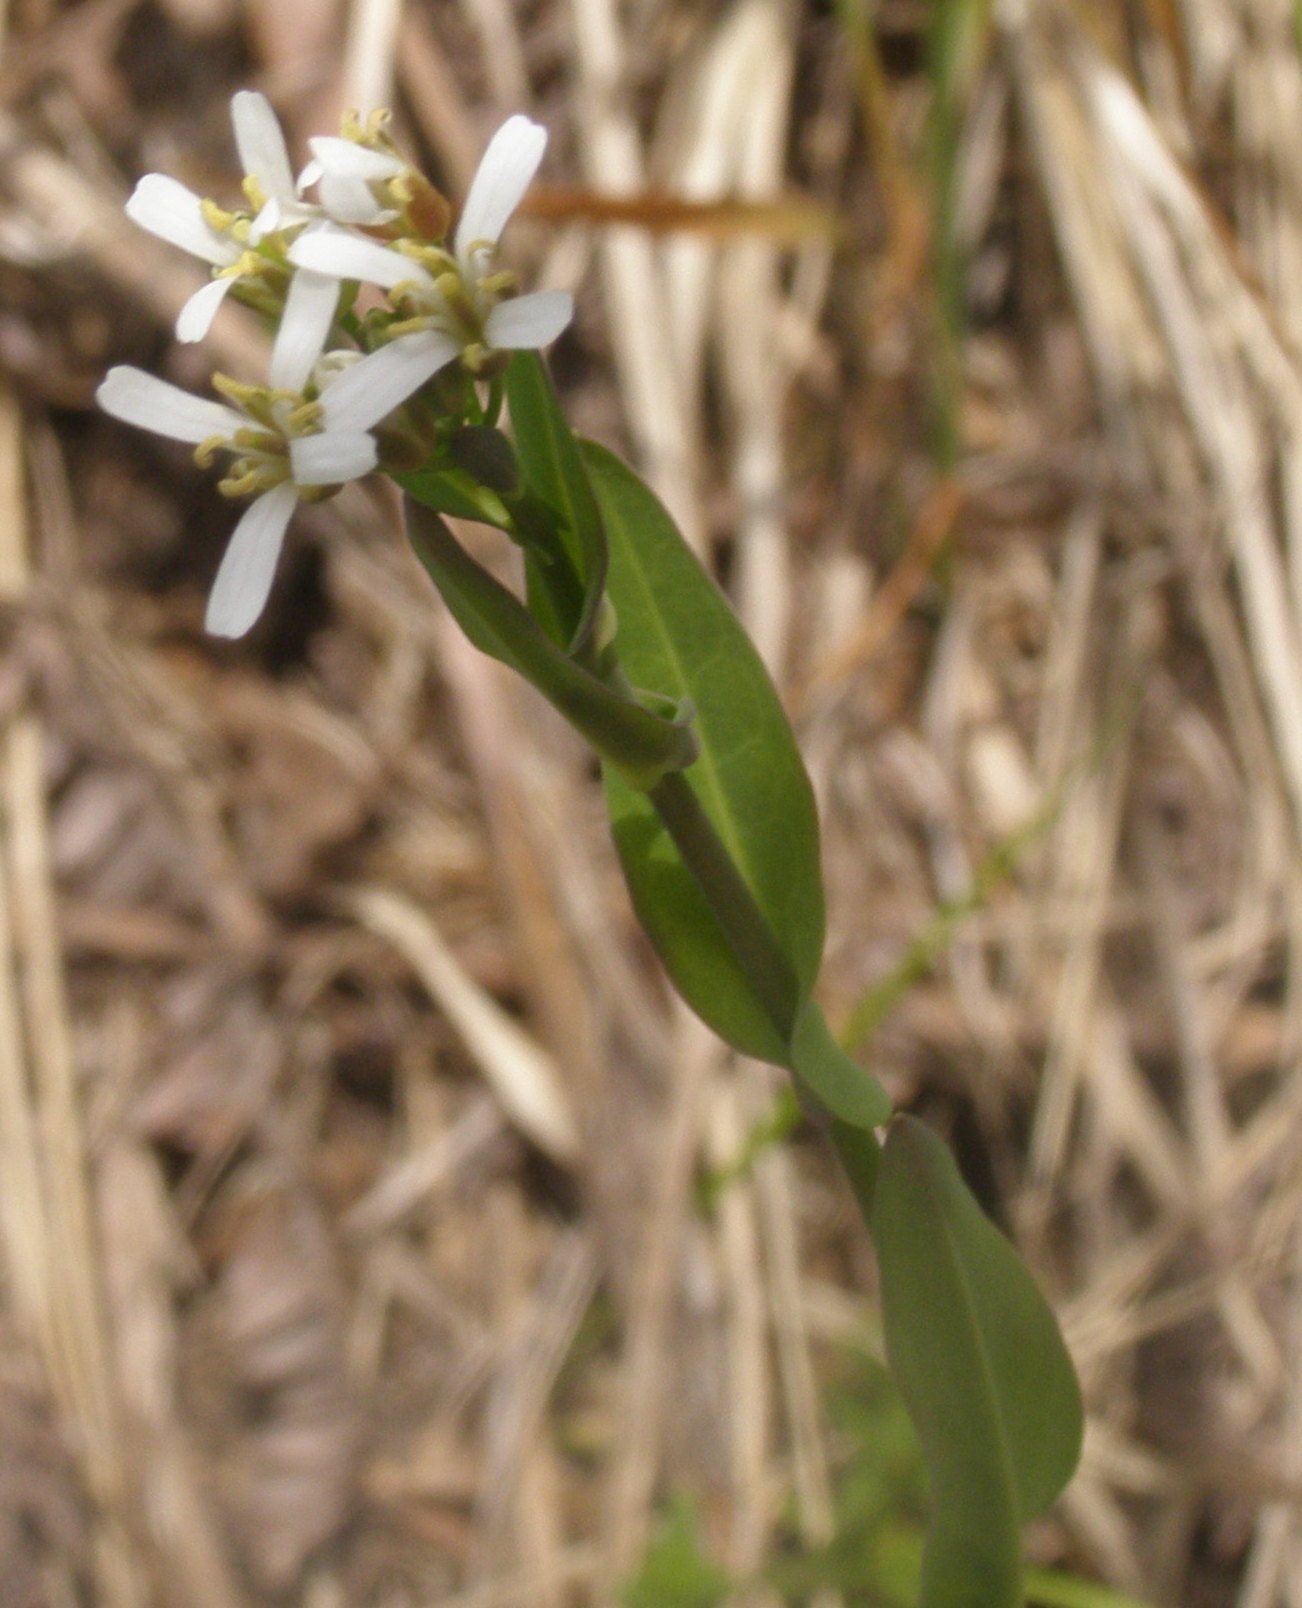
[646,769,801,1044]
[829,1115,882,1218]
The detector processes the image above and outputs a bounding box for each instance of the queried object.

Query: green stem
[645,747,891,1131]
[646,769,801,1043]
[829,1115,882,1218]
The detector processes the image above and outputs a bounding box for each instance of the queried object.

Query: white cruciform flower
[299,136,404,225]
[295,105,417,229]
[288,115,572,371]
[96,327,459,637]
[126,91,339,375]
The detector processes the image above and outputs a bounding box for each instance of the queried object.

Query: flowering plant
[100,98,570,635]
[99,93,1082,1608]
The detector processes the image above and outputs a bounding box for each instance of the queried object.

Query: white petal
[317,172,394,227]
[247,196,281,245]
[311,349,364,389]
[204,483,298,637]
[96,367,241,443]
[297,157,324,192]
[289,227,430,288]
[307,137,405,181]
[485,290,573,350]
[290,430,378,485]
[230,90,297,204]
[126,174,238,266]
[455,115,547,259]
[318,330,460,432]
[176,276,235,343]
[269,270,339,391]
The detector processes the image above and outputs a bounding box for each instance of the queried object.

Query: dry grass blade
[706,1073,770,1574]
[345,885,580,1165]
[473,1233,599,1582]
[569,0,703,547]
[344,1096,503,1238]
[1001,2,1302,1593]
[524,186,840,244]
[1012,8,1302,832]
[750,1068,836,1552]
[431,613,604,1120]
[0,386,143,1606]
[396,8,482,194]
[339,0,403,115]
[463,0,530,109]
[599,1015,719,1587]
[0,112,269,380]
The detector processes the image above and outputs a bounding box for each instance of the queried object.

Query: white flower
[126,173,242,330]
[96,328,458,637]
[288,115,572,368]
[127,91,339,375]
[298,135,405,227]
[228,88,320,240]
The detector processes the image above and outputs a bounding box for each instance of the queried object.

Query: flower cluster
[98,93,571,636]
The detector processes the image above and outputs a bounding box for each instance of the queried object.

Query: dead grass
[1,0,1301,1604]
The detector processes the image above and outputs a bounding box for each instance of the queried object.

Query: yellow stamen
[399,241,455,276]
[212,373,260,408]
[200,197,238,234]
[381,316,430,340]
[286,401,324,434]
[223,249,266,282]
[219,459,290,498]
[389,277,436,306]
[194,434,228,470]
[229,425,282,453]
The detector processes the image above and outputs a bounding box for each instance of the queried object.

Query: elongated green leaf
[506,352,608,653]
[1023,1568,1156,1608]
[793,998,892,1128]
[398,464,513,529]
[584,440,825,1058]
[606,768,787,1059]
[404,496,696,787]
[871,1118,1083,1608]
[828,1114,882,1227]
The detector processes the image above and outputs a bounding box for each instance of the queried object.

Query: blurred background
[0,0,1299,1604]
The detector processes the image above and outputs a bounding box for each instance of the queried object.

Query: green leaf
[622,1495,734,1608]
[585,440,827,1059]
[765,1351,926,1607]
[505,352,608,654]
[1023,1568,1157,1608]
[448,424,521,497]
[829,1112,883,1223]
[403,497,696,787]
[793,997,892,1129]
[397,464,513,529]
[925,0,994,466]
[870,1118,1083,1608]
[605,767,787,1058]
